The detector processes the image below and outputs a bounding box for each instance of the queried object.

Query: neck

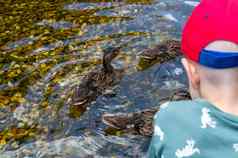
[201,84,238,116]
[103,57,113,73]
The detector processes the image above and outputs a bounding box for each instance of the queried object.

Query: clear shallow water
[0,0,198,157]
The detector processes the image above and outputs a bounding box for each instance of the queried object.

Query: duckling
[137,40,181,70]
[102,89,191,136]
[70,46,124,114]
[140,40,180,60]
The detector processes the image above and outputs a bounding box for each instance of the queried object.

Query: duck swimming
[137,39,181,70]
[102,89,191,136]
[70,46,124,115]
[140,39,180,60]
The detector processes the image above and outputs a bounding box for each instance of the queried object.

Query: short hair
[199,41,238,86]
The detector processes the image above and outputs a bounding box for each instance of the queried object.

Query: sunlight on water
[0,0,198,157]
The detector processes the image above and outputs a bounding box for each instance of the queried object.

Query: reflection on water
[0,0,198,157]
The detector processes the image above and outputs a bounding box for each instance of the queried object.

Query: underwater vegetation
[0,0,197,156]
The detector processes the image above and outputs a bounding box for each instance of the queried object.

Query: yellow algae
[10,92,26,104]
[40,101,49,108]
[0,95,11,107]
[0,0,157,149]
[0,126,39,148]
[68,105,86,118]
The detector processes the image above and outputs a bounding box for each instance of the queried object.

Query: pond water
[0,0,199,157]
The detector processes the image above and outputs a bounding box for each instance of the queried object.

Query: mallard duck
[140,40,180,60]
[70,46,124,114]
[137,40,181,70]
[102,89,191,136]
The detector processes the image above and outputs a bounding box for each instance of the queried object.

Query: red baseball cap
[181,0,238,69]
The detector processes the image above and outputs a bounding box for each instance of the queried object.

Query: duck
[102,89,191,136]
[70,46,124,115]
[140,39,180,60]
[137,39,181,70]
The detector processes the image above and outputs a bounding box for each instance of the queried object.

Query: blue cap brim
[199,49,238,69]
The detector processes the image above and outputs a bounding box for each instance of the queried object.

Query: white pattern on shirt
[153,112,159,120]
[160,101,170,109]
[154,125,164,141]
[201,107,216,128]
[175,139,200,158]
[233,144,238,152]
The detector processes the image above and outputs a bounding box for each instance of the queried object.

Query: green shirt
[148,99,238,158]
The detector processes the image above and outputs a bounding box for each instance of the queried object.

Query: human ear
[181,58,201,98]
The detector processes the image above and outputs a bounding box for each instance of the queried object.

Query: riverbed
[0,0,198,157]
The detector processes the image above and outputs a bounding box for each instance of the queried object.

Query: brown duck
[102,89,191,136]
[140,39,180,60]
[137,39,181,70]
[70,46,124,115]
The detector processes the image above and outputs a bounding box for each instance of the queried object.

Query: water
[0,0,198,157]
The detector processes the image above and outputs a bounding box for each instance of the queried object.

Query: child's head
[181,41,238,100]
[181,0,238,104]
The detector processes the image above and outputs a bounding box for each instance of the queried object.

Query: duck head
[102,46,121,73]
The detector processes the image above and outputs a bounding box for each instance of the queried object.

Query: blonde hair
[184,40,238,111]
[199,41,238,88]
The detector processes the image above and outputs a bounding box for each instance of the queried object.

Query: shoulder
[152,100,206,147]
[155,100,202,119]
[153,100,203,129]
